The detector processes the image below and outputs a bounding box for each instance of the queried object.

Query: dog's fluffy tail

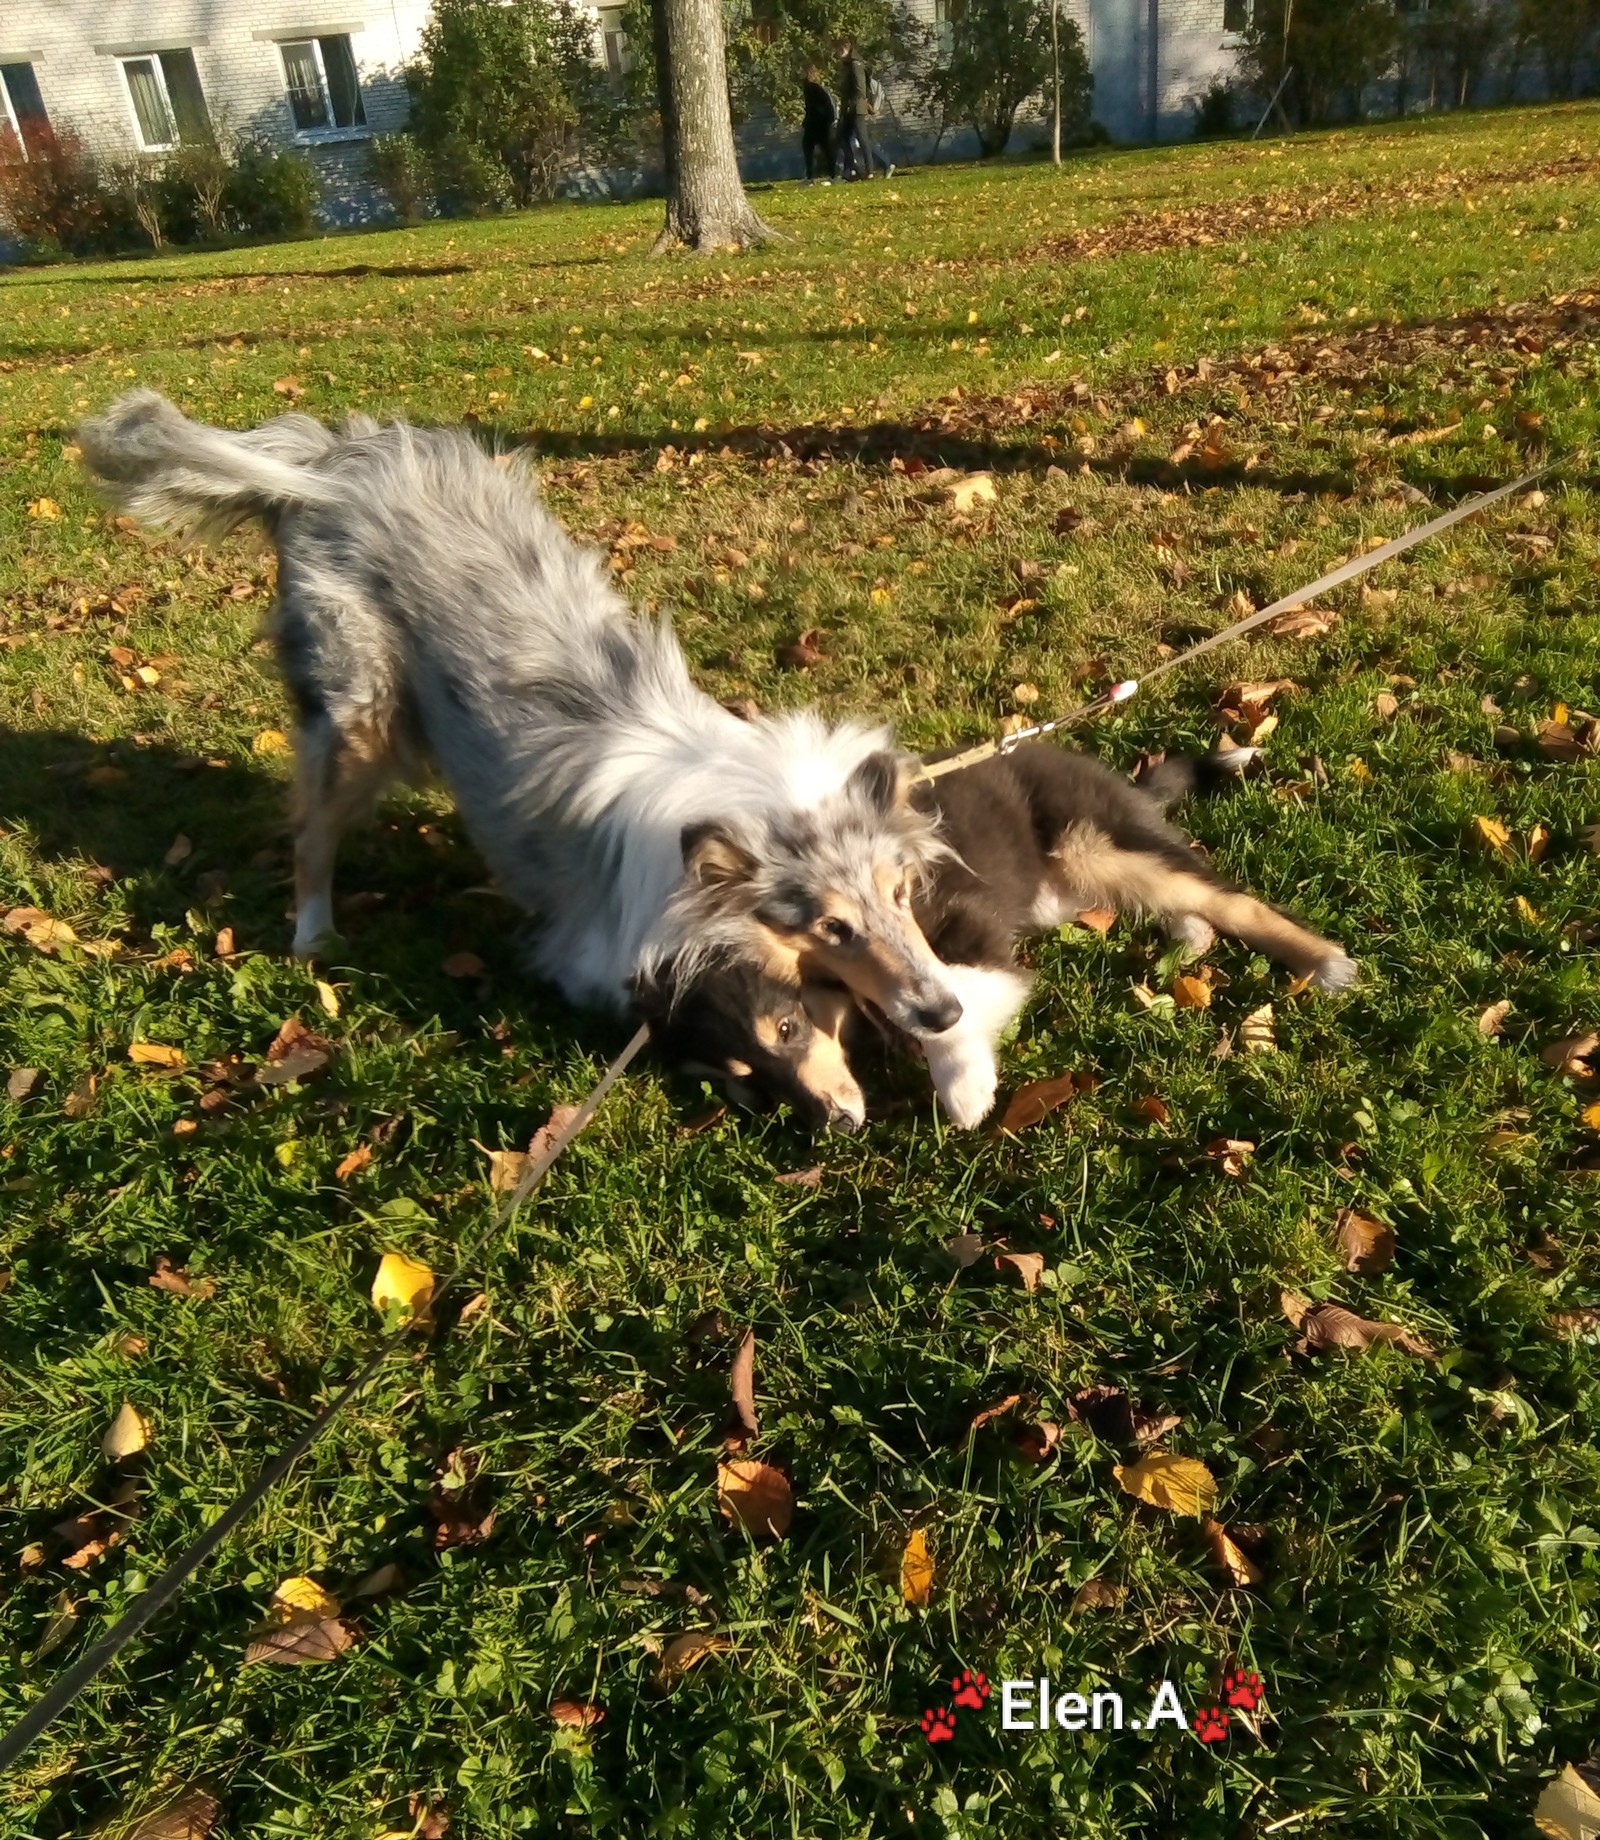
[78,389,341,543]
[1135,745,1259,813]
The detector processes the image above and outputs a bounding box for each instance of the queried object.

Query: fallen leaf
[994,1250,1045,1291]
[481,1146,527,1192]
[428,1448,497,1549]
[334,1144,373,1182]
[1204,1518,1265,1586]
[441,950,485,979]
[656,1630,730,1687]
[549,1699,605,1729]
[717,1459,793,1538]
[1067,1384,1182,1448]
[251,728,290,756]
[728,1327,759,1446]
[1132,1094,1171,1124]
[1541,1034,1597,1079]
[63,1073,98,1118]
[1238,1003,1277,1053]
[268,1575,343,1625]
[163,834,193,868]
[253,1045,327,1086]
[129,1041,185,1069]
[213,927,236,957]
[1336,1209,1396,1274]
[996,1073,1078,1132]
[1361,586,1399,611]
[1532,1762,1600,1840]
[1113,1452,1217,1516]
[4,906,78,952]
[56,1478,138,1568]
[1373,692,1400,721]
[1550,1308,1600,1337]
[87,1782,221,1840]
[1281,1290,1435,1358]
[1014,1419,1061,1463]
[265,1015,331,1063]
[27,496,63,519]
[775,1166,822,1188]
[349,1560,406,1598]
[102,1400,150,1462]
[901,1527,934,1606]
[1582,1101,1600,1131]
[314,979,341,1019]
[1478,1000,1513,1036]
[1070,1576,1124,1614]
[243,1617,352,1666]
[8,1067,40,1102]
[968,1393,1024,1434]
[1204,1137,1255,1178]
[149,1256,216,1300]
[370,1251,435,1326]
[943,1232,986,1268]
[32,1591,78,1665]
[949,472,997,512]
[1076,906,1117,934]
[527,1101,582,1167]
[1171,972,1213,1010]
[776,627,826,670]
[272,375,304,398]
[1270,607,1336,640]
[1474,814,1514,859]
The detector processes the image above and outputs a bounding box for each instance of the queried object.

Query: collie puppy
[672,742,1356,1128]
[78,392,962,1039]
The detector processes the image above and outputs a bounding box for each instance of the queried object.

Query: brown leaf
[1204,1518,1265,1587]
[1270,607,1336,640]
[549,1698,605,1730]
[949,471,997,511]
[717,1459,793,1538]
[56,1479,139,1569]
[441,950,486,979]
[968,1393,1024,1434]
[1281,1290,1435,1358]
[1541,1034,1597,1078]
[8,1067,40,1102]
[334,1144,373,1182]
[1549,1307,1600,1337]
[656,1630,730,1687]
[1076,905,1117,934]
[149,1256,216,1301]
[994,1250,1045,1292]
[943,1232,986,1268]
[1335,1209,1396,1274]
[1204,1137,1255,1178]
[1013,1419,1061,1464]
[4,905,78,952]
[272,375,304,398]
[1171,972,1213,1010]
[1070,1576,1124,1614]
[480,1146,528,1193]
[996,1073,1078,1133]
[1132,1094,1171,1125]
[349,1561,406,1599]
[727,1327,759,1446]
[1478,999,1513,1036]
[528,1101,582,1166]
[1067,1384,1181,1448]
[266,1016,332,1063]
[243,1617,353,1666]
[407,1794,451,1840]
[88,1783,221,1840]
[254,1045,328,1086]
[428,1448,496,1550]
[1533,1763,1600,1840]
[63,1072,98,1118]
[776,628,826,670]
[775,1166,821,1188]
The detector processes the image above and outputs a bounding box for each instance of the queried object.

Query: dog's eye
[776,1015,797,1044]
[820,917,856,946]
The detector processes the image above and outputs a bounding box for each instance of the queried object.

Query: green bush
[224,142,320,237]
[158,142,236,241]
[914,0,1089,157]
[1191,75,1237,138]
[427,136,517,216]
[367,133,432,223]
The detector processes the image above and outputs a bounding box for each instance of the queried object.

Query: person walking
[801,62,836,183]
[836,36,874,180]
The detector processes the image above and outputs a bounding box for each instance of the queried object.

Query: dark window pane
[319,35,365,129]
[1,62,51,158]
[1223,0,1249,29]
[282,41,328,131]
[159,50,212,145]
[124,57,175,146]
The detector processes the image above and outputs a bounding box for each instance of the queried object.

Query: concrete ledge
[251,23,368,42]
[92,40,213,56]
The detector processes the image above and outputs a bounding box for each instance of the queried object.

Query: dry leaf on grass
[776,628,826,670]
[7,1066,40,1101]
[1076,906,1117,934]
[1474,815,1515,859]
[1014,1419,1061,1464]
[717,1459,793,1538]
[1549,1308,1600,1338]
[996,1073,1079,1132]
[314,978,341,1019]
[1271,607,1336,640]
[994,1250,1045,1292]
[1132,1094,1171,1125]
[775,1166,822,1188]
[87,1782,221,1840]
[3,906,78,953]
[370,1251,435,1326]
[1239,1004,1277,1054]
[1532,1762,1600,1840]
[727,1327,759,1447]
[1336,1209,1397,1274]
[901,1527,935,1606]
[1478,1000,1513,1036]
[267,1575,343,1625]
[1070,1576,1124,1614]
[528,1102,582,1166]
[429,1447,496,1549]
[549,1698,605,1730]
[1205,1138,1255,1178]
[128,1041,186,1069]
[1541,1034,1598,1079]
[350,1561,406,1599]
[968,1394,1024,1434]
[1281,1290,1435,1358]
[657,1630,730,1687]
[949,471,997,511]
[243,1617,353,1667]
[1583,1101,1600,1131]
[56,1479,138,1570]
[63,1073,98,1117]
[1068,1385,1182,1448]
[479,1145,527,1193]
[1204,1518,1265,1587]
[163,834,193,868]
[441,950,485,979]
[1113,1453,1218,1517]
[334,1144,372,1182]
[943,1232,986,1269]
[102,1401,150,1462]
[251,728,290,756]
[149,1255,216,1300]
[1171,971,1214,1010]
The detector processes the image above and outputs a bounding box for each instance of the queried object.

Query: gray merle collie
[78,393,961,1100]
[677,741,1358,1129]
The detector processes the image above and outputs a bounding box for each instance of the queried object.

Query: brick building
[0,0,1246,229]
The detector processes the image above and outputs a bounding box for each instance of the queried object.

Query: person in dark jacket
[801,63,836,182]
[836,37,874,180]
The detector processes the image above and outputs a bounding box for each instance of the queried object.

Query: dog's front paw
[936,1065,998,1129]
[1311,951,1357,992]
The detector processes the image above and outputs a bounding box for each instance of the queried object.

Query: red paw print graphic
[951,1669,990,1710]
[1192,1706,1231,1744]
[1223,1669,1263,1713]
[921,1706,957,1744]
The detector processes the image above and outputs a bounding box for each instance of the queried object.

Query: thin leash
[0,1024,649,1779]
[919,462,1551,780]
[0,460,1548,1774]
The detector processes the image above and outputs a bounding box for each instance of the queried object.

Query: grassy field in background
[2,101,1600,1839]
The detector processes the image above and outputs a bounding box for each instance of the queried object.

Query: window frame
[0,66,24,160]
[278,34,368,142]
[1221,0,1253,38]
[119,52,183,152]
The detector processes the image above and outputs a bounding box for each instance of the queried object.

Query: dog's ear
[682,821,759,888]
[846,749,912,817]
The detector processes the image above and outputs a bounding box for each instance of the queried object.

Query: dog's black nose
[827,1103,862,1133]
[915,994,962,1035]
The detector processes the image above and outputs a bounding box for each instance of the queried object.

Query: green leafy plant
[913,0,1088,156]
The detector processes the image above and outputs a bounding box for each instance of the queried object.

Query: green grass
[3,102,1600,1839]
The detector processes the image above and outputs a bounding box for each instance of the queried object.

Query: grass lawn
[4,100,1600,1840]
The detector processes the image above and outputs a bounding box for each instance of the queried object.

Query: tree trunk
[1050,0,1062,164]
[648,0,774,253]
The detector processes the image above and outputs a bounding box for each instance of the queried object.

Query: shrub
[427,135,516,216]
[224,142,320,237]
[104,155,169,249]
[914,0,1088,157]
[367,133,432,223]
[1192,75,1237,138]
[0,126,110,254]
[160,141,235,241]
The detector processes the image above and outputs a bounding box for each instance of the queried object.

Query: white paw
[936,1066,998,1129]
[1310,951,1357,992]
[1169,914,1216,956]
[291,902,337,959]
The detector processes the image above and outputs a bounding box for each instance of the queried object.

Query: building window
[280,35,367,137]
[0,61,50,160]
[1222,0,1252,31]
[598,9,632,80]
[933,0,956,58]
[120,50,211,151]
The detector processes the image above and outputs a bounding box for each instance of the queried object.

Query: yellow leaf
[129,1041,186,1068]
[901,1527,935,1606]
[1528,823,1551,865]
[314,979,340,1018]
[1474,814,1513,858]
[1533,1764,1600,1840]
[656,1630,730,1687]
[949,472,997,512]
[1171,973,1213,1010]
[252,728,290,757]
[1113,1452,1217,1516]
[1204,1518,1265,1586]
[28,497,62,520]
[1581,1100,1600,1131]
[4,906,78,952]
[1239,1003,1277,1053]
[717,1459,793,1538]
[1515,895,1542,923]
[270,1574,342,1625]
[102,1400,150,1461]
[371,1251,435,1325]
[869,586,893,606]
